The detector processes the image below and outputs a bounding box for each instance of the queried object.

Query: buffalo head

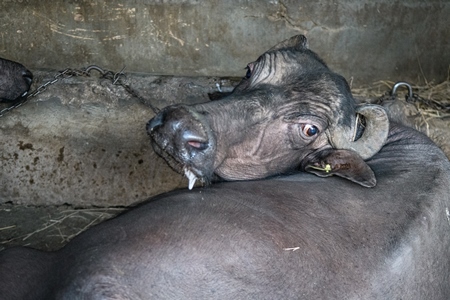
[147,35,389,188]
[0,58,33,102]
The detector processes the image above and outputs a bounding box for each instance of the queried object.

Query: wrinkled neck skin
[368,122,447,172]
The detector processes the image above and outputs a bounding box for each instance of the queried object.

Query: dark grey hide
[0,57,33,102]
[1,36,450,299]
[148,35,388,188]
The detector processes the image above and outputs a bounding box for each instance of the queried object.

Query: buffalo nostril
[183,131,209,151]
[187,141,209,151]
[147,111,166,132]
[22,70,33,86]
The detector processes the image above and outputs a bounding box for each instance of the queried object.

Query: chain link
[0,66,159,118]
[410,93,450,112]
[375,81,450,113]
[90,66,160,114]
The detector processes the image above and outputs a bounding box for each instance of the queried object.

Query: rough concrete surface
[0,70,239,207]
[0,0,449,86]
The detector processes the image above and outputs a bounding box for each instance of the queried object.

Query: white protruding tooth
[184,168,198,190]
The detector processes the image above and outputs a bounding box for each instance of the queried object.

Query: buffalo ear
[304,149,376,188]
[268,35,309,52]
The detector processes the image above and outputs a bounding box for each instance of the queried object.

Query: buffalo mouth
[150,138,208,189]
[147,106,216,189]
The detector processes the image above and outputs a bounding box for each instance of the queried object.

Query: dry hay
[351,63,450,118]
[352,79,450,114]
[0,205,125,251]
[352,76,450,159]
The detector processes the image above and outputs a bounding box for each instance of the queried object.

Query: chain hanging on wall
[0,65,160,118]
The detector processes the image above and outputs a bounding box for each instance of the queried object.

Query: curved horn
[329,104,389,160]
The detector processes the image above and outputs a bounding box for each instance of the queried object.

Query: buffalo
[0,57,33,102]
[1,36,449,299]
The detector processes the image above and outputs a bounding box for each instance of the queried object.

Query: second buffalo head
[0,58,33,102]
[147,35,389,189]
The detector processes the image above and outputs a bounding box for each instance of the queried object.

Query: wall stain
[18,141,34,150]
[57,147,65,162]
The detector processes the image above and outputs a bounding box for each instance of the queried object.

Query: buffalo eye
[301,124,319,137]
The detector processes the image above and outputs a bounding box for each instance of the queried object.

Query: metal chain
[0,65,159,118]
[0,68,87,117]
[410,93,450,112]
[375,81,450,113]
[86,66,160,114]
[0,98,26,117]
[375,82,413,104]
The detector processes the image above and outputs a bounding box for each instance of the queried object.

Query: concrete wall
[0,72,238,206]
[0,0,449,86]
